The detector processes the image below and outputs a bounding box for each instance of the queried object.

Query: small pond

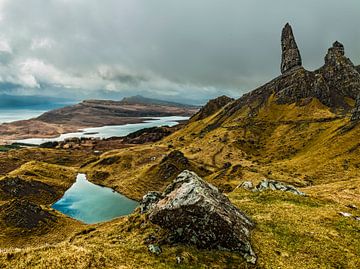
[52,174,138,224]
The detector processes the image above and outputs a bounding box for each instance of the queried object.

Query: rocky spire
[325,41,345,64]
[281,23,302,74]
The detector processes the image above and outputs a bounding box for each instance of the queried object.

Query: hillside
[1,24,360,268]
[120,95,196,108]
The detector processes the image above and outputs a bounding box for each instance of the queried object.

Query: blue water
[0,103,74,124]
[15,116,189,145]
[52,173,138,224]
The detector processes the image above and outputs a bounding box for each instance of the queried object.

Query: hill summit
[209,23,360,128]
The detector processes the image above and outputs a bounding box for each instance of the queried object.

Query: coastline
[1,116,189,145]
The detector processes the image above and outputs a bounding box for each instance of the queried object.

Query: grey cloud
[0,0,359,103]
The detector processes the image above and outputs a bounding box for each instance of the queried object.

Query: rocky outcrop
[356,65,360,73]
[239,179,305,196]
[351,94,360,121]
[0,177,58,204]
[157,150,191,180]
[281,23,302,74]
[317,41,360,101]
[151,150,209,182]
[208,25,360,127]
[121,126,173,144]
[144,170,256,263]
[190,95,234,122]
[255,179,305,196]
[0,199,56,229]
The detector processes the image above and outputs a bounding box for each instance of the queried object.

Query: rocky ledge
[351,94,360,121]
[0,199,56,229]
[141,170,256,263]
[190,95,234,122]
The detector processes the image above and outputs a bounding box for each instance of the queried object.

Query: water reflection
[52,174,138,224]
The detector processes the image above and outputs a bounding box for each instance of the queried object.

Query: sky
[0,0,359,104]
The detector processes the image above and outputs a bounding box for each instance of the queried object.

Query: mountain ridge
[1,24,360,268]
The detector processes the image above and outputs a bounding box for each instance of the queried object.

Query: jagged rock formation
[145,170,256,263]
[0,199,56,229]
[190,95,234,122]
[206,25,360,127]
[317,41,360,101]
[281,23,302,74]
[351,94,360,121]
[356,65,360,73]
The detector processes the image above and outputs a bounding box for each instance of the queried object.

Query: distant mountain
[36,97,199,126]
[0,94,74,109]
[119,95,199,108]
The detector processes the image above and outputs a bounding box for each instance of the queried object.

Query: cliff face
[317,41,360,103]
[205,24,360,126]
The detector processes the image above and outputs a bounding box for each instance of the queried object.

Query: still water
[52,173,138,224]
[15,116,189,145]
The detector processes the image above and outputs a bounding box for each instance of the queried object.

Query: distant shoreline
[1,116,190,145]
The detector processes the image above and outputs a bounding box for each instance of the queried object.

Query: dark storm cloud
[0,0,359,103]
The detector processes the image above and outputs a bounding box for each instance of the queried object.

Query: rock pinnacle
[281,23,302,74]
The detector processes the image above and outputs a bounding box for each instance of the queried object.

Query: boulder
[148,244,162,255]
[254,179,305,196]
[281,23,302,74]
[140,191,163,213]
[239,181,253,190]
[145,170,256,263]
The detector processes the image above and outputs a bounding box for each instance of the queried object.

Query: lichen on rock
[142,170,257,263]
[281,23,302,74]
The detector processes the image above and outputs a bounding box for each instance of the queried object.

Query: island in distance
[0,95,199,142]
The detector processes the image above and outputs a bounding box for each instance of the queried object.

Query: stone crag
[281,23,302,74]
[190,95,234,122]
[351,94,360,121]
[203,24,360,128]
[143,170,256,263]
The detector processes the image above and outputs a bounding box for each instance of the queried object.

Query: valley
[0,24,360,268]
[0,96,198,142]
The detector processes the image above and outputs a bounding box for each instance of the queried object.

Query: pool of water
[52,174,138,224]
[15,116,189,145]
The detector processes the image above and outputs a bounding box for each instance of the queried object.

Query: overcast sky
[0,0,359,103]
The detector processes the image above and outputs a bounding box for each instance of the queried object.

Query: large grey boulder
[144,170,256,263]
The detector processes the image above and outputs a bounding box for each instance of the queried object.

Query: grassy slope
[1,97,360,268]
[0,161,85,249]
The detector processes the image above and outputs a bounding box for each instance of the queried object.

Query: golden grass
[1,96,360,268]
[6,161,77,190]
